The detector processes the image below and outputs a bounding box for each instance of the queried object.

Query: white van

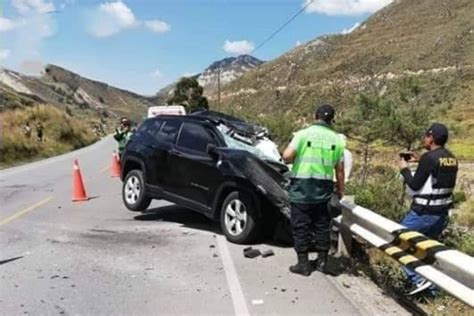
[147,105,186,118]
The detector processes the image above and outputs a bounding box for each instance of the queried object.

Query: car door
[171,121,225,208]
[148,119,182,192]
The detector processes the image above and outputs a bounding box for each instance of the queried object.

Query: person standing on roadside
[36,122,44,142]
[282,104,345,276]
[399,123,458,296]
[23,122,32,138]
[114,117,133,158]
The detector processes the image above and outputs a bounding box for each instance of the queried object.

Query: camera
[399,152,412,161]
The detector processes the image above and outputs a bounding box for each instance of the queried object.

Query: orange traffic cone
[110,151,121,178]
[72,159,89,202]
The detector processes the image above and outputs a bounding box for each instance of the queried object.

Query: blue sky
[0,0,392,95]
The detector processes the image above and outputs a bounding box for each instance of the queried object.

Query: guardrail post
[337,196,354,257]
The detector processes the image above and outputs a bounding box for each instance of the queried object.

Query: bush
[453,190,467,205]
[346,165,408,222]
[455,198,474,228]
[0,104,97,165]
[441,225,474,256]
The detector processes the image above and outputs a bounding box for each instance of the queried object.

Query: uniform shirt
[288,122,345,204]
[401,147,458,213]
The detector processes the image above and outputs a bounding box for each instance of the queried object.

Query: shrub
[455,198,474,228]
[0,104,97,165]
[346,165,408,222]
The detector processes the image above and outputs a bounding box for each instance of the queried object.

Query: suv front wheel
[122,169,151,212]
[220,191,260,244]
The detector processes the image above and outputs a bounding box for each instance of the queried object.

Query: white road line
[217,235,250,316]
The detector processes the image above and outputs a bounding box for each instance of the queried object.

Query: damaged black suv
[120,111,290,244]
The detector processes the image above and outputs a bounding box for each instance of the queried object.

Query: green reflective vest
[289,123,345,204]
[114,129,133,154]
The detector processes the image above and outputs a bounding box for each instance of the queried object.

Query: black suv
[120,112,289,244]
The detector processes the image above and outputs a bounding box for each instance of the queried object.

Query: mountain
[217,0,474,148]
[0,65,155,122]
[197,55,264,91]
[152,55,263,104]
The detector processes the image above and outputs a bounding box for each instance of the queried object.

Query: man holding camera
[283,104,345,276]
[114,117,133,158]
[399,123,458,295]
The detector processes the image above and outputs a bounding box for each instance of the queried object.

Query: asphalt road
[0,137,409,315]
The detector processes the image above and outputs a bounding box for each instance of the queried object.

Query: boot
[289,252,312,276]
[314,252,328,273]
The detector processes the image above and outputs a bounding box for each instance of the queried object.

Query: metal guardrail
[335,199,474,307]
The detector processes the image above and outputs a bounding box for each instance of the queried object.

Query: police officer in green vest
[283,104,345,276]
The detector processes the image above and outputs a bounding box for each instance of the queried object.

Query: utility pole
[217,66,221,110]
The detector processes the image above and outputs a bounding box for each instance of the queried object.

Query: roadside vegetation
[0,104,98,167]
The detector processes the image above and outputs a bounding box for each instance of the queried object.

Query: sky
[0,0,392,95]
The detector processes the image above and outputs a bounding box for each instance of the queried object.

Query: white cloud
[223,40,254,55]
[0,17,21,32]
[145,20,170,33]
[295,40,302,47]
[12,0,55,15]
[88,2,171,38]
[151,68,163,78]
[88,1,138,38]
[1,0,57,67]
[0,49,11,60]
[305,0,392,16]
[342,22,360,34]
[60,0,76,10]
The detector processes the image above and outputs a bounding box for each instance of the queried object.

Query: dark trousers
[290,202,331,253]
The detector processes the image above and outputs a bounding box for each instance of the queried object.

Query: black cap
[315,104,335,124]
[426,123,448,145]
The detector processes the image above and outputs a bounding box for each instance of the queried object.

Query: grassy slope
[0,104,98,166]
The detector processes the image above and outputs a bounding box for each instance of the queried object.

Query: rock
[261,249,274,258]
[243,247,261,258]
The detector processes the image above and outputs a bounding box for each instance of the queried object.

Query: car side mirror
[207,144,219,160]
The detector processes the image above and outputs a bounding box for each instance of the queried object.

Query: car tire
[220,191,260,244]
[122,169,151,212]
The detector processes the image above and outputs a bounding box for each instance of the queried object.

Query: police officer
[114,117,133,157]
[399,122,458,295]
[283,104,345,276]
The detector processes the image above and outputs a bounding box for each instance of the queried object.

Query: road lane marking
[0,197,53,227]
[217,235,250,316]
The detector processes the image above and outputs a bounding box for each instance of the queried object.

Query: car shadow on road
[133,205,294,248]
[134,205,222,235]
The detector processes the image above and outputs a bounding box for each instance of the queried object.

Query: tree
[386,78,431,151]
[338,92,391,184]
[167,77,209,112]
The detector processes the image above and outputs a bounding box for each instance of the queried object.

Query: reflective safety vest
[291,124,345,180]
[289,123,345,204]
[406,160,457,209]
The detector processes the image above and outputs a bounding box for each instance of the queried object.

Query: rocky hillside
[218,0,474,150]
[198,55,263,91]
[0,65,154,122]
[152,55,263,104]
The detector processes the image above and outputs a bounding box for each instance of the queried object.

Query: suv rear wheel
[122,169,151,212]
[220,191,260,244]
